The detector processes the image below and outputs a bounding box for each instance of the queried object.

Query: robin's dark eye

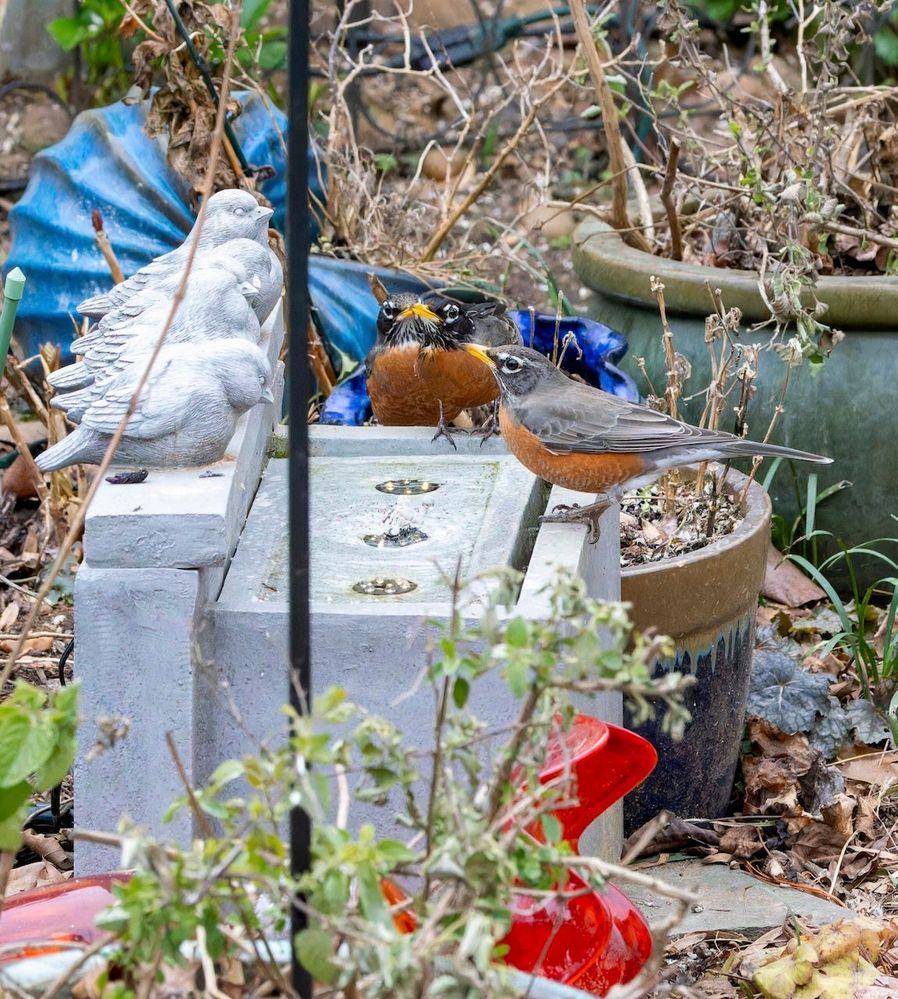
[503,356,523,372]
[382,301,396,320]
[443,303,460,323]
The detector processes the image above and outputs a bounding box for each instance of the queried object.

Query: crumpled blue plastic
[319,307,639,425]
[4,92,322,359]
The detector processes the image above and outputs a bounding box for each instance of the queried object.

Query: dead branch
[660,141,683,261]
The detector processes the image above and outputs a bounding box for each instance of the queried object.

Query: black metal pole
[287,0,312,996]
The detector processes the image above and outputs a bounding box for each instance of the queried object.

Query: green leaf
[47,15,92,50]
[505,617,528,648]
[540,814,563,845]
[210,759,244,787]
[0,780,31,822]
[241,0,273,31]
[257,40,287,70]
[0,709,31,785]
[875,25,898,66]
[295,927,338,984]
[376,839,416,864]
[0,781,31,851]
[505,656,529,698]
[357,864,391,927]
[452,677,469,709]
[35,733,76,791]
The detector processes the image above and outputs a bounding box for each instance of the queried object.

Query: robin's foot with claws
[431,402,459,450]
[537,501,610,544]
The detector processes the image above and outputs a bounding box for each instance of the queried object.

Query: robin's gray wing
[81,357,196,440]
[518,379,717,454]
[466,302,521,347]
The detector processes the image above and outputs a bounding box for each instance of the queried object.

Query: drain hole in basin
[352,577,418,596]
[375,479,440,495]
[362,526,429,548]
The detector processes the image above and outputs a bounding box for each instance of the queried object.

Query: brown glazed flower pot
[620,467,771,832]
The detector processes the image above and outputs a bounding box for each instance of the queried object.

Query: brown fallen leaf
[791,819,850,864]
[0,601,20,630]
[718,824,765,860]
[0,635,53,654]
[762,544,826,606]
[5,859,71,896]
[857,975,898,998]
[21,829,73,870]
[836,752,898,790]
[821,792,857,839]
[624,813,719,857]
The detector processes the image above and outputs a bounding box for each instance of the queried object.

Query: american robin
[462,343,832,541]
[365,292,521,443]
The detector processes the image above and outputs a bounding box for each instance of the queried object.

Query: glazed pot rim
[621,464,772,580]
[572,217,898,329]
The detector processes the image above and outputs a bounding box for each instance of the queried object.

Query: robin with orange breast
[462,343,832,540]
[365,291,521,444]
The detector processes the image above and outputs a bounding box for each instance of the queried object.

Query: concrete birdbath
[73,314,622,873]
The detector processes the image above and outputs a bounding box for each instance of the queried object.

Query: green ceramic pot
[572,217,898,587]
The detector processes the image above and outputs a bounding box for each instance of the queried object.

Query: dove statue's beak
[256,206,274,221]
[261,387,275,405]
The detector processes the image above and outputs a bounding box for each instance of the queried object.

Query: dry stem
[660,141,682,260]
[419,80,566,263]
[570,0,628,234]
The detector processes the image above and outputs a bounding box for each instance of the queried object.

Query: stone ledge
[82,305,285,570]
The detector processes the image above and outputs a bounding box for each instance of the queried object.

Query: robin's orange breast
[367,345,463,426]
[499,408,648,493]
[417,347,500,411]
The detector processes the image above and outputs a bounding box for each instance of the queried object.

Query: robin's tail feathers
[716,438,832,464]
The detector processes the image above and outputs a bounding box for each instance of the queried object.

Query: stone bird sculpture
[49,269,262,399]
[77,237,282,323]
[36,340,275,472]
[76,189,274,318]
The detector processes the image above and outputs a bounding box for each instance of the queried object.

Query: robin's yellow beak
[398,302,440,322]
[462,343,495,366]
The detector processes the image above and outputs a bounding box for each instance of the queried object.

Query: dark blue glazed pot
[621,467,771,832]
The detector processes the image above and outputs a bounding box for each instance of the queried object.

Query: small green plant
[82,571,692,996]
[789,531,898,741]
[763,458,853,567]
[0,681,79,858]
[48,0,133,102]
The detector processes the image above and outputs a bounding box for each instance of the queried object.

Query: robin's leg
[431,401,459,450]
[472,402,500,445]
[538,500,611,544]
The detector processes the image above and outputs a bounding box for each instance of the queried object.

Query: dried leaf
[718,824,764,859]
[748,650,831,733]
[5,859,70,896]
[751,918,896,999]
[836,751,898,789]
[856,975,898,998]
[0,602,19,630]
[763,545,826,607]
[21,829,72,870]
